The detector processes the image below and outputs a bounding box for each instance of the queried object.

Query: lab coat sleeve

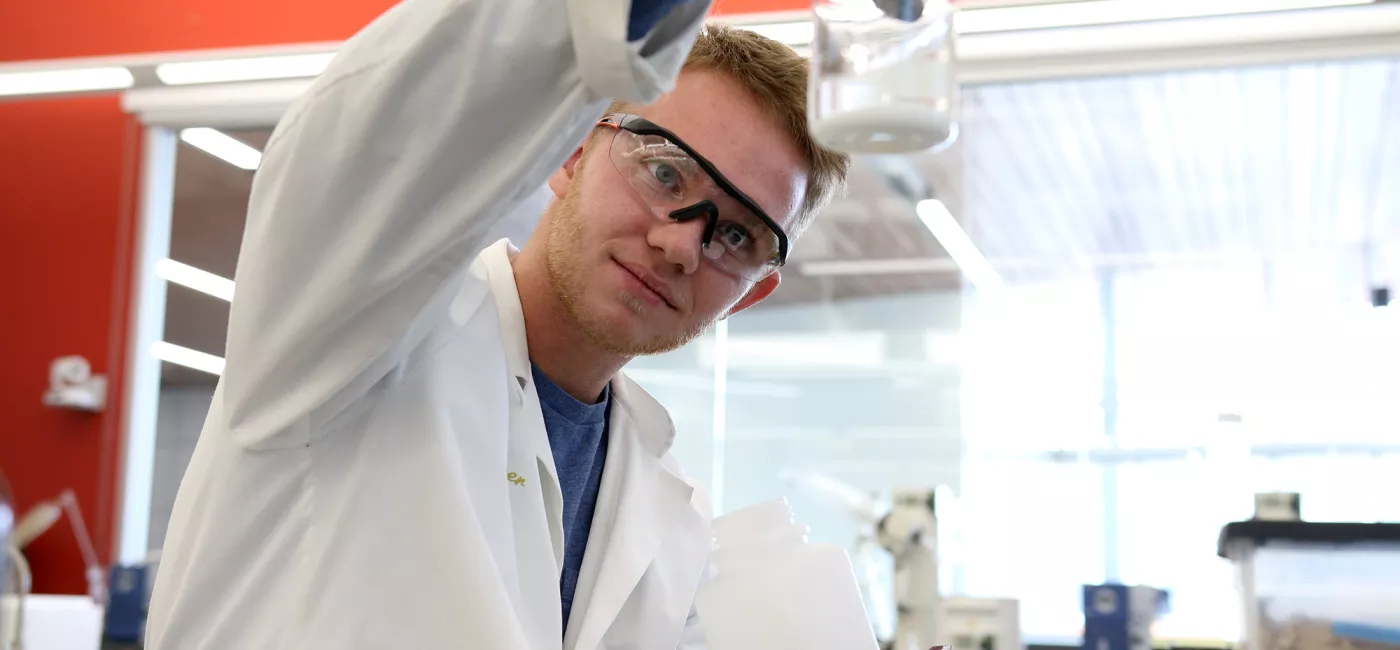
[222,0,710,450]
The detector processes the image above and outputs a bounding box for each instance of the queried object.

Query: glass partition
[648,55,1400,642]
[147,127,266,552]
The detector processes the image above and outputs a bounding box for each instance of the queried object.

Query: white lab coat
[144,0,716,648]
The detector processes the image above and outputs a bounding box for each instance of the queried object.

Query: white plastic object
[0,594,104,650]
[41,356,106,413]
[694,498,880,650]
[809,0,959,154]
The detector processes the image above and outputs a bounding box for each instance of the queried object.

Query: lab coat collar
[477,239,678,458]
[566,385,699,650]
[481,239,567,571]
[480,240,704,650]
[480,240,534,399]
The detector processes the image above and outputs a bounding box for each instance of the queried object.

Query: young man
[146,0,848,648]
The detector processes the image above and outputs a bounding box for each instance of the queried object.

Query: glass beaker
[809,0,959,155]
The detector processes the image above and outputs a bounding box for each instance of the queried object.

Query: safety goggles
[596,113,790,282]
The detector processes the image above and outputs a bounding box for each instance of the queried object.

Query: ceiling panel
[957,58,1400,281]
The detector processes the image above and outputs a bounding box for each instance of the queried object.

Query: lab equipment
[809,0,958,154]
[11,491,105,605]
[881,488,941,650]
[1219,521,1400,650]
[5,489,108,650]
[1254,493,1302,522]
[104,563,150,643]
[935,598,1021,650]
[1082,584,1169,650]
[694,498,880,650]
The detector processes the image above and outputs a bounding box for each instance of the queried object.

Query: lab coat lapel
[569,377,696,650]
[481,239,566,572]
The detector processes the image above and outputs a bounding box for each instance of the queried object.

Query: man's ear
[724,272,781,319]
[547,146,586,199]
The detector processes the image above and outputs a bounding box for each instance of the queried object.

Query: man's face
[543,69,809,356]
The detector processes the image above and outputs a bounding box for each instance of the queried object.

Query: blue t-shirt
[527,0,682,631]
[531,363,611,632]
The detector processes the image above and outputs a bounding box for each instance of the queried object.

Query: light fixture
[733,0,1373,47]
[740,20,817,45]
[954,0,1374,33]
[799,257,963,277]
[155,259,234,301]
[156,52,336,86]
[0,67,134,97]
[179,128,262,170]
[151,342,226,376]
[10,490,105,602]
[916,199,1003,290]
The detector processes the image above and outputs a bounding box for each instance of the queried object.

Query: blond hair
[611,23,851,240]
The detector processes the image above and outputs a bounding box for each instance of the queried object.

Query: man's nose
[647,216,708,275]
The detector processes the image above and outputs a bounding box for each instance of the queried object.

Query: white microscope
[878,488,941,650]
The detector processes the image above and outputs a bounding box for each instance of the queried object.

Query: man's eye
[646,161,681,189]
[715,221,752,250]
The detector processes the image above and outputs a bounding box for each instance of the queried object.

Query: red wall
[0,0,804,595]
[0,0,803,62]
[0,96,140,595]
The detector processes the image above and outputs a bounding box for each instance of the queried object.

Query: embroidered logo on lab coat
[507,472,526,486]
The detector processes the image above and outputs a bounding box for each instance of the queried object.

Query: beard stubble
[544,172,716,357]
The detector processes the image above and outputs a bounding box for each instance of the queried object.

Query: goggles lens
[606,128,783,282]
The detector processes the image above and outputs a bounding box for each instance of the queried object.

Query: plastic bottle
[808,0,959,155]
[694,498,880,650]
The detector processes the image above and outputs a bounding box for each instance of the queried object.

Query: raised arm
[221,0,709,450]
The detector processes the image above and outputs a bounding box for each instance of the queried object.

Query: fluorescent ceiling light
[800,257,962,277]
[156,52,335,85]
[742,21,816,45]
[955,0,1374,33]
[180,128,262,170]
[156,259,234,301]
[0,67,134,97]
[916,199,1003,290]
[151,342,225,376]
[735,0,1372,46]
